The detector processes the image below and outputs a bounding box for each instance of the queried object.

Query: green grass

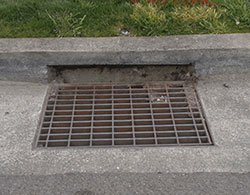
[0,0,249,38]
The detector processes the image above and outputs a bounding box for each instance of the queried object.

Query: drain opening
[36,81,213,148]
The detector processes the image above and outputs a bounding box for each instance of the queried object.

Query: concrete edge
[1,172,250,195]
[0,33,250,82]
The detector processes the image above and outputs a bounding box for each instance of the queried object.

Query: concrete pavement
[0,73,250,194]
[1,172,250,195]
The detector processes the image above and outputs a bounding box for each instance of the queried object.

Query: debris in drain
[119,28,130,36]
[149,94,168,103]
[48,89,57,101]
[132,68,148,77]
[49,65,193,83]
[173,71,198,82]
[185,89,197,107]
[223,83,230,88]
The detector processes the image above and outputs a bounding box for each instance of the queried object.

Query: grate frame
[34,81,213,149]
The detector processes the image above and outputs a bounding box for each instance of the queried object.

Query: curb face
[0,33,250,82]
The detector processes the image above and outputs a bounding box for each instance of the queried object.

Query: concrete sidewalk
[1,73,250,194]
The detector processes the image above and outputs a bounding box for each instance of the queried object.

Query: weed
[75,0,96,9]
[130,3,168,35]
[132,0,214,6]
[173,0,214,6]
[171,5,224,22]
[170,4,227,33]
[46,11,86,37]
[132,0,167,5]
[220,0,250,28]
[199,19,228,33]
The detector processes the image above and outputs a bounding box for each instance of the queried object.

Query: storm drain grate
[36,82,213,148]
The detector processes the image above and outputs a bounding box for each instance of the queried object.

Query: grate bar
[55,91,187,96]
[43,112,201,118]
[40,129,208,136]
[57,87,188,92]
[39,136,210,142]
[111,85,115,146]
[45,107,199,113]
[49,96,190,102]
[41,123,205,129]
[41,124,206,131]
[67,87,76,147]
[186,87,202,144]
[129,85,136,145]
[89,86,95,146]
[42,118,204,124]
[47,102,191,107]
[192,88,213,145]
[44,90,58,147]
[165,85,179,144]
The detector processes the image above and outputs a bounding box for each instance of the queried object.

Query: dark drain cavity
[48,65,194,83]
[35,82,213,148]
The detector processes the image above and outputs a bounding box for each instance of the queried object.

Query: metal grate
[36,82,213,148]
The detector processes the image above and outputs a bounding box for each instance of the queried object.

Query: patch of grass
[220,0,250,29]
[171,5,223,22]
[0,0,134,37]
[0,0,249,37]
[130,3,168,36]
[46,11,86,37]
[170,5,228,33]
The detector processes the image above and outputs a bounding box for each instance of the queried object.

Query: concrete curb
[1,172,250,195]
[0,33,250,82]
